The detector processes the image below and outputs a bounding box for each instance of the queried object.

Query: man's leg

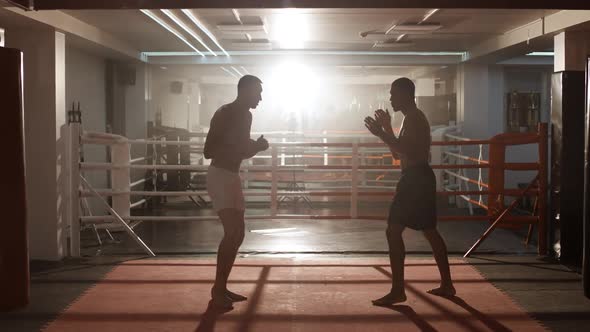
[373,223,407,305]
[423,228,456,296]
[212,208,245,306]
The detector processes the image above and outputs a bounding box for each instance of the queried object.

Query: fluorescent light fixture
[230,66,243,77]
[396,34,407,42]
[232,9,242,24]
[181,9,230,57]
[240,66,250,74]
[527,51,554,56]
[420,8,440,24]
[373,41,414,48]
[390,23,442,32]
[250,228,297,234]
[261,231,307,237]
[273,10,308,49]
[220,66,238,78]
[140,9,205,57]
[230,40,273,50]
[142,50,466,57]
[385,24,397,35]
[161,9,217,56]
[217,23,266,32]
[245,33,253,41]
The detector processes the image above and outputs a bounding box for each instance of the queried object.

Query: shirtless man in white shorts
[204,75,268,309]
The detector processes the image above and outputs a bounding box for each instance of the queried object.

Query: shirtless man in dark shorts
[204,75,269,309]
[364,77,455,306]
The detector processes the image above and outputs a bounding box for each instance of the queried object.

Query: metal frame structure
[67,122,549,258]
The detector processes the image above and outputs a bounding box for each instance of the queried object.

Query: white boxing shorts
[206,165,245,212]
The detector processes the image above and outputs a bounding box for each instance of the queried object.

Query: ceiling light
[220,66,238,78]
[240,66,250,74]
[527,52,554,56]
[161,10,217,56]
[217,23,267,32]
[230,66,243,76]
[230,40,273,50]
[385,25,397,35]
[140,9,204,57]
[251,228,297,234]
[396,34,407,42]
[142,50,466,57]
[232,9,242,24]
[272,11,308,49]
[420,9,440,24]
[181,9,230,57]
[389,23,442,32]
[245,33,253,41]
[373,40,414,48]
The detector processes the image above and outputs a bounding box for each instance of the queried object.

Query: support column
[555,30,590,298]
[456,64,505,210]
[6,28,67,261]
[456,64,504,138]
[551,31,589,267]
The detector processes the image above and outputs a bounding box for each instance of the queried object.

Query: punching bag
[0,47,29,311]
[584,56,590,299]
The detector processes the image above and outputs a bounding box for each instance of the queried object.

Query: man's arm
[366,115,423,161]
[383,119,421,157]
[203,112,222,159]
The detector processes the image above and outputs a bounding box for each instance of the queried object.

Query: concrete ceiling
[64,8,558,54]
[30,0,590,10]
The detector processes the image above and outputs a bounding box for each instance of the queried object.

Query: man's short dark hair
[392,77,415,98]
[238,75,262,91]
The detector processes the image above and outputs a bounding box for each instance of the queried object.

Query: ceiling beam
[3,7,143,61]
[31,0,590,10]
[145,53,464,66]
[465,10,590,63]
[4,1,31,10]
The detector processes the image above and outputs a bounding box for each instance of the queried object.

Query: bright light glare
[250,228,298,233]
[265,62,320,113]
[272,10,309,49]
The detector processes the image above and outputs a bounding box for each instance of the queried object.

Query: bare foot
[372,292,407,306]
[211,288,234,310]
[226,289,247,302]
[427,285,456,298]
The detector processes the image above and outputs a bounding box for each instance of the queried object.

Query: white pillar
[6,29,67,260]
[554,31,590,73]
[456,64,504,139]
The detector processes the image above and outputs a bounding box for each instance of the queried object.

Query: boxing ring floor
[80,202,538,256]
[1,255,589,332]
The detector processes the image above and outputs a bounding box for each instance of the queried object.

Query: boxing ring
[66,111,548,259]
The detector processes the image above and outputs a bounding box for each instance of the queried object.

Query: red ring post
[488,135,506,222]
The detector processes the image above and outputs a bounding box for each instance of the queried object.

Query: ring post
[351,143,359,219]
[488,136,506,221]
[67,106,81,257]
[538,122,548,255]
[271,146,278,217]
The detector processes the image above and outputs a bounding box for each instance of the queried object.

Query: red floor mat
[42,258,546,331]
